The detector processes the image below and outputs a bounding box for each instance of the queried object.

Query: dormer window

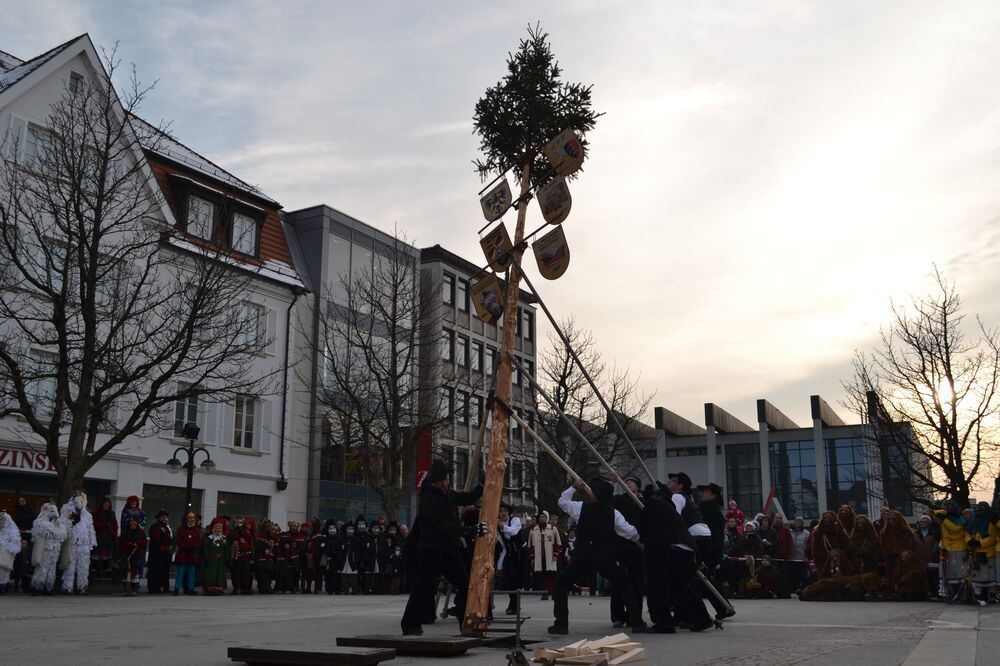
[231,211,259,256]
[186,194,215,241]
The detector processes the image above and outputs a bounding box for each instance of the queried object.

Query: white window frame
[236,302,265,350]
[233,394,257,449]
[187,194,215,241]
[174,381,199,438]
[231,212,258,255]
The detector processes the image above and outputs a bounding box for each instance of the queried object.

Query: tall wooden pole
[462,161,531,634]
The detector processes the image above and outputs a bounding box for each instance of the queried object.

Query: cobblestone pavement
[1,592,996,665]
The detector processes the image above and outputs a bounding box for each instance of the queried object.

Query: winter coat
[789,529,809,561]
[530,525,562,572]
[412,483,482,551]
[14,505,35,532]
[774,525,793,560]
[174,525,202,565]
[148,523,174,556]
[935,512,967,552]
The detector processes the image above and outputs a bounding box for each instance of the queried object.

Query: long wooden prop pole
[497,397,596,501]
[462,162,532,635]
[515,262,656,483]
[463,385,495,493]
[507,353,643,509]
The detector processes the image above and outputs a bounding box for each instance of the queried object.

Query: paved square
[2,593,997,665]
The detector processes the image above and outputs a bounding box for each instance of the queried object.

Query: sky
[4,0,1000,432]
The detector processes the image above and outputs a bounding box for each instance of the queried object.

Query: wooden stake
[462,161,531,634]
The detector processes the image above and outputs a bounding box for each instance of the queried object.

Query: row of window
[440,331,534,383]
[182,191,262,257]
[173,383,265,451]
[438,444,529,491]
[438,387,536,435]
[442,272,535,341]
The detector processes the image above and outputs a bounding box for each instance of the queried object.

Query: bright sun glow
[937,380,954,404]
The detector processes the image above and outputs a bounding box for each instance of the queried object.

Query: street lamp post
[166,422,216,512]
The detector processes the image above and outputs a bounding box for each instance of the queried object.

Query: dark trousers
[696,538,729,616]
[500,562,523,611]
[554,550,639,630]
[650,547,712,630]
[401,548,468,633]
[231,559,252,593]
[611,542,644,623]
[147,552,171,592]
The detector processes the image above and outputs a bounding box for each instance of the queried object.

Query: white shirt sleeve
[502,516,522,537]
[613,509,639,542]
[672,493,685,515]
[558,487,582,523]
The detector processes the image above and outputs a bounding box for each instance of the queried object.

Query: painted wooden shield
[532,226,570,280]
[480,223,513,273]
[543,128,585,176]
[480,179,512,222]
[536,176,571,225]
[471,272,506,325]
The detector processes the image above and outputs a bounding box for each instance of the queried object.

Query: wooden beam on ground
[228,646,396,665]
[335,635,480,658]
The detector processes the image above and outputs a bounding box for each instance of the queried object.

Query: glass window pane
[329,236,351,306]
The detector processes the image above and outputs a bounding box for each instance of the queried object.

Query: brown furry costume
[844,572,886,601]
[819,549,854,579]
[880,510,917,582]
[889,550,928,601]
[812,511,849,578]
[837,505,857,537]
[849,515,881,574]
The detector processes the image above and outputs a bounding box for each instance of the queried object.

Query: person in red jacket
[772,514,793,560]
[119,517,147,597]
[174,511,201,595]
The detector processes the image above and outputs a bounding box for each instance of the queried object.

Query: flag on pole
[532,225,570,279]
[480,223,513,273]
[763,486,778,516]
[543,128,585,176]
[536,176,571,225]
[480,179,512,222]
[471,272,505,325]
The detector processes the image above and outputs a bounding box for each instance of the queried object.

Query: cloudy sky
[5,1,1000,430]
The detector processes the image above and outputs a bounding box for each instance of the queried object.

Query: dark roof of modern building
[0,35,85,93]
[420,244,538,304]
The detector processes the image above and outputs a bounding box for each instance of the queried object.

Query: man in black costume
[400,459,482,635]
[640,482,714,632]
[549,477,646,635]
[611,476,645,628]
[697,482,735,620]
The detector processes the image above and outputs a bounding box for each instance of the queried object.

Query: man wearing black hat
[401,459,482,636]
[549,477,646,635]
[497,502,524,615]
[697,482,734,620]
[610,476,644,628]
[147,509,174,593]
[640,482,713,632]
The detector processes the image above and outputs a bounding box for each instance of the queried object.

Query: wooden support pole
[463,387,494,493]
[462,161,532,635]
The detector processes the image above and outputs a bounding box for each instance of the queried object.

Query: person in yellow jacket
[965,502,997,605]
[934,500,967,598]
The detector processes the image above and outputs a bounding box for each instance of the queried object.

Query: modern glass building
[653,395,921,520]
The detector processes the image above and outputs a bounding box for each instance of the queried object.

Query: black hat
[624,476,641,487]
[589,477,614,505]
[668,472,692,490]
[696,483,723,497]
[156,509,170,518]
[427,459,453,484]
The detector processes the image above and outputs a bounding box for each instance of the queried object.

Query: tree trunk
[58,458,88,506]
[463,162,531,634]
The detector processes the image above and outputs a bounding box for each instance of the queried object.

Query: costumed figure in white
[61,491,97,593]
[30,503,68,595]
[0,511,21,593]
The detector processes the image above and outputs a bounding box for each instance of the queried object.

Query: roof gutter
[277,285,304,491]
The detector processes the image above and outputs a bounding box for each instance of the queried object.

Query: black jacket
[14,505,35,532]
[639,496,694,553]
[698,500,725,566]
[414,483,482,551]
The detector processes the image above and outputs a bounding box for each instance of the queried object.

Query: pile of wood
[531,633,645,665]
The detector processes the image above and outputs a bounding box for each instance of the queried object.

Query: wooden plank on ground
[228,646,396,665]
[533,647,565,661]
[609,647,646,664]
[555,654,609,665]
[583,634,630,650]
[601,643,640,659]
[561,639,588,656]
[336,635,480,657]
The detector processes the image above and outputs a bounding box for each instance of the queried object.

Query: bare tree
[311,230,454,520]
[524,317,653,512]
[842,268,1000,509]
[0,47,274,503]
